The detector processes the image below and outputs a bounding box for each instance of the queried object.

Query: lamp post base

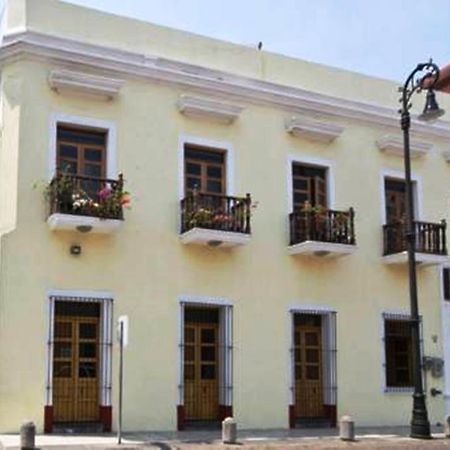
[410,393,432,439]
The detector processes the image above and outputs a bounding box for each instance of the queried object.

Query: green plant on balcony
[300,201,349,233]
[44,173,130,219]
[186,207,215,228]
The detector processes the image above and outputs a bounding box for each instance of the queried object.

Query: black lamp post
[400,60,445,439]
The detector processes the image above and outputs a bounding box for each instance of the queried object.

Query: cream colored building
[1,0,450,434]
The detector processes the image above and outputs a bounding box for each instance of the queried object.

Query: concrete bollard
[339,415,355,441]
[222,417,237,444]
[20,421,35,450]
[445,414,450,438]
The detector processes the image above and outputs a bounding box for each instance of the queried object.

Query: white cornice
[48,68,123,100]
[376,134,432,158]
[2,29,450,140]
[177,95,244,124]
[285,116,344,143]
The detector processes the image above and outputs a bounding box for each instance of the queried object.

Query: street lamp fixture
[399,60,445,439]
[418,89,445,122]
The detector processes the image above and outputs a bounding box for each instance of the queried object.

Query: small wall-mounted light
[76,225,93,233]
[207,240,222,247]
[70,244,82,256]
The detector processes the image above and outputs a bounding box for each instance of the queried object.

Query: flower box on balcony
[46,172,128,234]
[180,192,252,247]
[382,220,449,266]
[288,206,357,258]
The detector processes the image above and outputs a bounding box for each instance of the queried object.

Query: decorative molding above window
[3,30,450,140]
[48,69,124,100]
[285,117,344,143]
[376,134,432,158]
[177,95,244,124]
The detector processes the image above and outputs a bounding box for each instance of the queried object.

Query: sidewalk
[2,427,450,449]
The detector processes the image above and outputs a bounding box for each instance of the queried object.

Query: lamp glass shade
[418,89,445,122]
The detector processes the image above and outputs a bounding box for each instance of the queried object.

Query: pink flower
[120,194,131,206]
[98,187,112,200]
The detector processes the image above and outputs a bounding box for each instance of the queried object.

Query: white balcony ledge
[376,134,432,158]
[180,228,250,248]
[47,213,123,234]
[382,251,450,266]
[285,116,344,143]
[177,95,244,124]
[288,241,356,258]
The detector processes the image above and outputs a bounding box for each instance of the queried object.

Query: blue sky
[64,1,449,82]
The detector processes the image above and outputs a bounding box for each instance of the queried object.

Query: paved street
[2,427,450,449]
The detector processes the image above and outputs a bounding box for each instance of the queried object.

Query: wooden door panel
[184,323,219,421]
[53,316,99,423]
[294,326,323,419]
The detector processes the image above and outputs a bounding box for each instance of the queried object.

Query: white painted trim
[287,153,336,213]
[178,134,235,200]
[48,69,124,101]
[379,168,423,224]
[45,297,55,405]
[177,294,233,307]
[376,134,432,159]
[45,291,114,408]
[285,116,344,143]
[287,241,356,257]
[179,228,250,247]
[287,305,337,407]
[382,252,450,266]
[3,30,450,141]
[288,303,337,313]
[48,112,117,180]
[177,94,244,124]
[439,265,450,413]
[47,288,114,299]
[176,296,234,408]
[0,3,7,45]
[47,213,123,234]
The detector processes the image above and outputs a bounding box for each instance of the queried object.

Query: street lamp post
[399,61,445,439]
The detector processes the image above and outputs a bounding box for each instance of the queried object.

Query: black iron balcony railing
[383,220,447,256]
[180,191,252,234]
[48,171,125,220]
[289,208,356,246]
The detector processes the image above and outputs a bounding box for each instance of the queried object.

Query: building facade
[1,0,450,434]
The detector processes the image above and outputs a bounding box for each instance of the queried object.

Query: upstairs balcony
[288,207,356,257]
[382,220,449,265]
[180,191,252,247]
[47,172,126,234]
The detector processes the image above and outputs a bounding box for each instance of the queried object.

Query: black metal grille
[180,192,251,234]
[383,220,447,255]
[48,172,125,220]
[289,208,355,246]
[291,313,337,427]
[384,318,414,388]
[52,301,101,430]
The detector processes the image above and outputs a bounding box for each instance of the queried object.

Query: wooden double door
[294,322,324,419]
[53,315,100,423]
[184,320,219,421]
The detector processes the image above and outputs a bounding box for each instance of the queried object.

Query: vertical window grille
[443,268,450,301]
[46,295,113,415]
[289,309,337,425]
[382,313,421,391]
[178,301,233,422]
[219,305,233,408]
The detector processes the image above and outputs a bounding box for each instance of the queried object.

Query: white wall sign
[117,315,129,348]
